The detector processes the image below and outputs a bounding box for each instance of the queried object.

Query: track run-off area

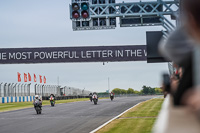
[0,96,156,133]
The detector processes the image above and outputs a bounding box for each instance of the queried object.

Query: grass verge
[0,97,108,112]
[97,98,164,133]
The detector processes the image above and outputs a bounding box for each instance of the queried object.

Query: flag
[39,75,42,83]
[34,74,37,82]
[28,73,31,81]
[17,72,21,82]
[44,76,46,84]
[24,73,27,82]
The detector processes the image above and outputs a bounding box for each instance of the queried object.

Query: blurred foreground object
[153,95,200,133]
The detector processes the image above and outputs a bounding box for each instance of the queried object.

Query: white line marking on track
[90,97,158,133]
[89,102,141,133]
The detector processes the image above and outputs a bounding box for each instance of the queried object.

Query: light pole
[39,84,42,96]
[42,85,44,96]
[13,83,17,97]
[108,77,110,93]
[17,84,20,96]
[7,83,11,97]
[4,83,7,97]
[21,84,24,96]
[0,82,3,97]
[34,84,37,95]
[23,84,26,96]
[43,85,47,96]
[27,83,31,96]
[11,83,14,97]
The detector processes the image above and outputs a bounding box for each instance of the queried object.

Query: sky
[0,0,170,93]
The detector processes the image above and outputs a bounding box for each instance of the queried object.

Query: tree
[142,85,149,94]
[155,87,163,94]
[149,88,155,95]
[121,89,127,94]
[134,90,142,95]
[127,88,134,94]
[112,88,121,94]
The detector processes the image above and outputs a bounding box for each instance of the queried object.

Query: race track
[0,96,156,133]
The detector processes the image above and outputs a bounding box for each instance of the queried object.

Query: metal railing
[0,83,31,97]
[0,82,92,97]
[34,84,61,96]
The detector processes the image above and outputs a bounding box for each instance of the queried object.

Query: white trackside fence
[0,83,91,103]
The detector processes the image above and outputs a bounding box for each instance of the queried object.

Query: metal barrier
[34,85,91,96]
[61,86,91,96]
[0,83,92,98]
[0,82,92,103]
[0,83,31,97]
[42,95,89,100]
[34,84,59,96]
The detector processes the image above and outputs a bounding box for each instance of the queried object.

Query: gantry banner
[0,45,147,64]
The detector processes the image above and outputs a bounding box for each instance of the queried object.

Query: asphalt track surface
[0,96,156,133]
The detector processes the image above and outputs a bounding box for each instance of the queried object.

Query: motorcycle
[110,93,114,101]
[50,100,55,106]
[110,95,114,101]
[49,97,55,107]
[34,99,42,114]
[92,95,98,105]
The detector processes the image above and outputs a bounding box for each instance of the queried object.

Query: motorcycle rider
[33,95,42,110]
[110,91,114,96]
[92,92,98,101]
[49,94,55,100]
[110,92,115,100]
[49,94,55,105]
[89,93,93,102]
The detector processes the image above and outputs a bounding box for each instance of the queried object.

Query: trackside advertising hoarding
[0,45,147,64]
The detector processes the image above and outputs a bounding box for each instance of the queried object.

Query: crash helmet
[35,95,39,99]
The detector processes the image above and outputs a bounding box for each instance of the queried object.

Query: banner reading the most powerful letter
[0,45,147,64]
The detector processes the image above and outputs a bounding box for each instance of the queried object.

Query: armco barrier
[0,96,35,104]
[42,95,89,100]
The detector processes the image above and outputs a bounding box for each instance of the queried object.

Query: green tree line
[111,86,162,95]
